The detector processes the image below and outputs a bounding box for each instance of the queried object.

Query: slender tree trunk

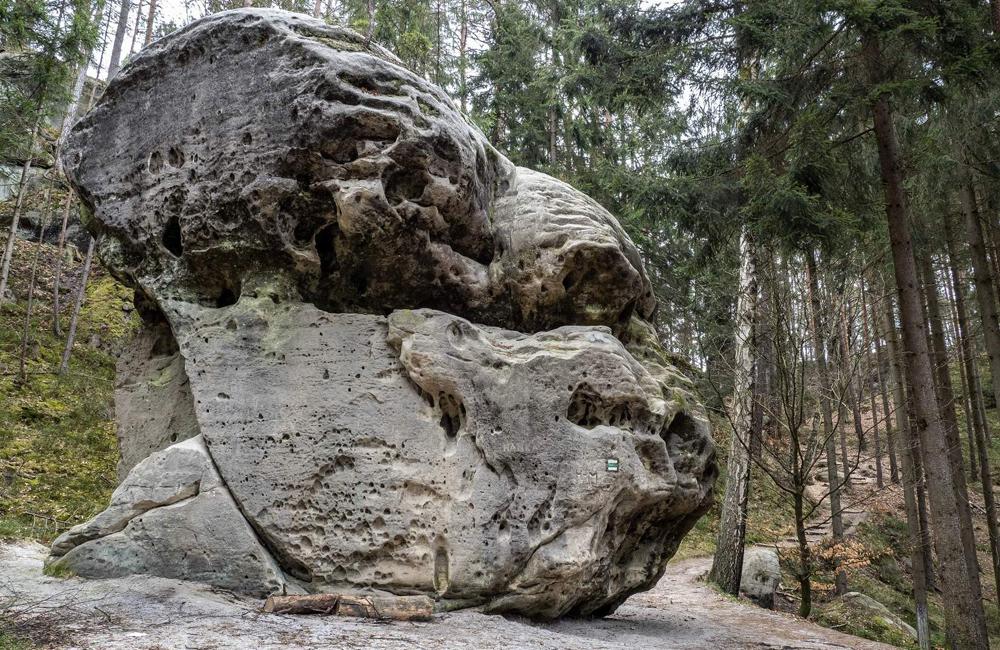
[793,486,812,618]
[312,0,323,18]
[886,316,932,650]
[963,181,1000,416]
[839,303,867,455]
[51,195,73,335]
[128,0,142,55]
[143,0,156,45]
[17,196,51,383]
[940,243,980,480]
[107,0,132,79]
[0,121,41,305]
[58,237,96,375]
[805,249,848,596]
[710,229,757,595]
[863,29,988,648]
[365,0,374,38]
[458,0,468,113]
[947,218,1000,611]
[869,277,899,482]
[884,295,936,587]
[919,253,982,599]
[860,281,884,488]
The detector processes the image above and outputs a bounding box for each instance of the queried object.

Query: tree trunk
[263,593,433,621]
[860,280,884,488]
[793,486,812,618]
[312,0,323,18]
[0,121,41,305]
[962,181,1000,416]
[58,237,96,375]
[918,253,982,598]
[128,0,143,55]
[886,316,932,650]
[947,216,1000,611]
[805,248,847,596]
[940,242,980,480]
[17,196,51,384]
[710,228,757,595]
[143,0,156,45]
[869,277,899,482]
[863,29,988,649]
[51,195,73,335]
[107,0,132,79]
[839,303,867,456]
[458,0,468,113]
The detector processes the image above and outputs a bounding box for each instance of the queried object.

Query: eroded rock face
[52,8,715,617]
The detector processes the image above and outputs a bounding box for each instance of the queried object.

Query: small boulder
[840,592,918,641]
[739,547,780,609]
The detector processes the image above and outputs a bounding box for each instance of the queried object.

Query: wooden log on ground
[262,593,434,621]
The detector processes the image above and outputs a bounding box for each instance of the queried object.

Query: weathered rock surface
[61,8,652,333]
[48,437,287,596]
[52,8,716,618]
[113,319,199,478]
[739,547,781,609]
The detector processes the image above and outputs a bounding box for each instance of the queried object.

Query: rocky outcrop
[48,437,287,597]
[52,8,715,618]
[113,319,199,478]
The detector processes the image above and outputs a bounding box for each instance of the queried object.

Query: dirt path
[1,542,895,649]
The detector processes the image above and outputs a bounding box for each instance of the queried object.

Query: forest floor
[0,540,894,650]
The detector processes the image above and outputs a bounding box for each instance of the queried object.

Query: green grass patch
[0,237,137,543]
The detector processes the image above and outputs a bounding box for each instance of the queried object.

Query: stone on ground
[51,7,716,617]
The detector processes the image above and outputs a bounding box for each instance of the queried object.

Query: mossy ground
[0,236,137,543]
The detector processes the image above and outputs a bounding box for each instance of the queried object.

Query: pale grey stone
[842,592,918,640]
[114,321,199,479]
[61,9,651,334]
[152,293,714,617]
[52,7,717,619]
[49,436,287,597]
[739,547,780,609]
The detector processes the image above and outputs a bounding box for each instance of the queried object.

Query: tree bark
[51,195,73,335]
[17,195,51,384]
[710,228,757,595]
[107,0,132,79]
[863,28,988,648]
[962,181,1000,416]
[859,280,884,487]
[918,253,982,598]
[0,121,41,305]
[263,593,433,621]
[838,303,866,456]
[885,310,932,650]
[868,277,899,482]
[805,248,847,596]
[58,237,96,375]
[947,215,1000,611]
[143,0,156,45]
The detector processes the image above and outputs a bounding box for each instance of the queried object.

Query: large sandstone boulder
[52,8,716,618]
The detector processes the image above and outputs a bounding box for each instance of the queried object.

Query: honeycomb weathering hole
[162,216,184,257]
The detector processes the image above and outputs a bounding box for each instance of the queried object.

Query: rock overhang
[52,7,716,619]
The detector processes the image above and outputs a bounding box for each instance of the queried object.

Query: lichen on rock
[51,7,716,618]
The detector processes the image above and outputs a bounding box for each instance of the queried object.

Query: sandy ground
[0,542,895,650]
